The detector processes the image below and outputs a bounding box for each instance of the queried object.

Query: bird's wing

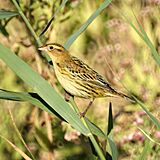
[65,56,113,89]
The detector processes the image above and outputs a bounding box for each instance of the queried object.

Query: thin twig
[8,106,36,160]
[0,134,32,160]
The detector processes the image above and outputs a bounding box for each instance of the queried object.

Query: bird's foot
[64,91,73,102]
[79,111,86,118]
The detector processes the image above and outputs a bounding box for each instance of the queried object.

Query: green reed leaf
[64,0,111,49]
[0,10,19,19]
[0,43,89,136]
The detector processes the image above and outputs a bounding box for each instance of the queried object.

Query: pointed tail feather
[105,84,136,103]
[117,92,136,103]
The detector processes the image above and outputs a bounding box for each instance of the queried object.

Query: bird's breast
[54,65,88,97]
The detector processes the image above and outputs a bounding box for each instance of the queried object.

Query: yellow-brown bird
[38,43,133,116]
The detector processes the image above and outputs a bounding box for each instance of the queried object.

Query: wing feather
[64,56,112,89]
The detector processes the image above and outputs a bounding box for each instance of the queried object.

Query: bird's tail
[105,84,136,103]
[116,91,136,103]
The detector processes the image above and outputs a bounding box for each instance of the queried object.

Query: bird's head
[38,43,69,62]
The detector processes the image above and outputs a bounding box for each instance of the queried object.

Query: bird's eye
[48,46,54,50]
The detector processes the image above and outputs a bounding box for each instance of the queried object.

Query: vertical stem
[11,0,41,46]
[11,0,51,62]
[70,98,105,160]
[8,106,36,160]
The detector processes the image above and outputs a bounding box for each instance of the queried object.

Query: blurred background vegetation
[0,0,160,159]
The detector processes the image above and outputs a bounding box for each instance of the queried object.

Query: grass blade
[39,0,69,37]
[0,10,19,19]
[134,97,160,129]
[125,13,160,66]
[0,43,89,136]
[0,89,106,159]
[107,103,118,160]
[108,136,118,160]
[0,89,64,120]
[138,127,160,146]
[107,102,113,135]
[85,118,106,138]
[64,0,111,48]
[8,109,36,160]
[133,12,160,66]
[0,135,32,160]
[0,89,108,138]
[138,139,151,160]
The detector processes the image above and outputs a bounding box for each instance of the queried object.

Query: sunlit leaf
[0,89,108,138]
[0,44,89,136]
[64,0,111,49]
[0,10,18,19]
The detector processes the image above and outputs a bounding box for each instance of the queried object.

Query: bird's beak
[38,46,47,51]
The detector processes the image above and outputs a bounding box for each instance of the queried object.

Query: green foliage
[0,10,19,19]
[0,44,89,136]
[64,0,111,49]
[0,0,160,159]
[135,97,160,129]
[0,0,112,159]
[125,13,160,66]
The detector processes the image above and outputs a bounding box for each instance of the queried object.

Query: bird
[38,43,134,116]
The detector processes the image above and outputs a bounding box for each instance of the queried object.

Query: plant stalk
[11,0,52,62]
[11,0,41,46]
[70,98,106,160]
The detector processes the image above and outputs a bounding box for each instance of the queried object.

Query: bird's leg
[64,90,74,102]
[80,99,94,117]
